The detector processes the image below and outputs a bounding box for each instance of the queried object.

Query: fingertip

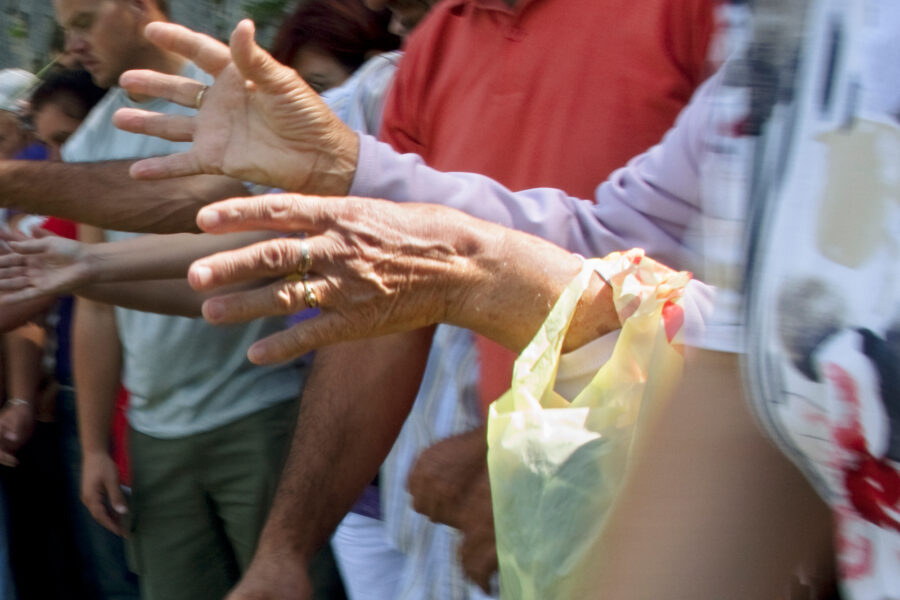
[195,208,221,231]
[202,298,225,323]
[247,343,267,364]
[128,159,164,181]
[238,19,256,36]
[188,264,212,289]
[128,161,149,180]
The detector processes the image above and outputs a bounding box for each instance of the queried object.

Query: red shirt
[380,0,716,408]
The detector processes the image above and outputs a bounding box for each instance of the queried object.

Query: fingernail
[191,265,212,287]
[4,432,16,442]
[197,210,220,230]
[247,345,265,364]
[203,299,224,322]
[114,504,128,515]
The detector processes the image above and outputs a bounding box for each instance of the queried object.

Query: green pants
[128,400,344,600]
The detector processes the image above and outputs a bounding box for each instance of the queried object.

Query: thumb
[31,227,57,239]
[230,19,305,95]
[105,475,128,515]
[8,238,47,255]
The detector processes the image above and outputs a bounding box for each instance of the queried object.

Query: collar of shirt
[446,0,544,17]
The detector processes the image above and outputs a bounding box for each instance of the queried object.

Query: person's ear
[125,0,156,25]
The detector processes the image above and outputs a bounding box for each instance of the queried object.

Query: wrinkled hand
[225,553,312,600]
[407,429,498,591]
[187,194,481,364]
[0,402,35,467]
[0,235,89,304]
[81,451,129,537]
[113,20,358,196]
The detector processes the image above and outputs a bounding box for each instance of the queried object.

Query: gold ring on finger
[194,86,209,109]
[302,279,319,309]
[298,240,312,277]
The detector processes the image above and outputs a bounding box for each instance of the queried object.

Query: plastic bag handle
[510,258,600,412]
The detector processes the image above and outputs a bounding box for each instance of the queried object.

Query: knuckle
[262,195,296,222]
[256,240,293,272]
[270,281,302,313]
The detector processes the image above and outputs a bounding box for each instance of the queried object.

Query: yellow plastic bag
[487,249,691,599]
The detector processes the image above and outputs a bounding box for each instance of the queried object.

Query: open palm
[0,235,90,304]
[113,20,358,195]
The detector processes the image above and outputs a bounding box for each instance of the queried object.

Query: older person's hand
[112,20,358,196]
[187,193,616,365]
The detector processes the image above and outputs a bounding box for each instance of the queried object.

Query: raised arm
[113,20,357,196]
[0,160,245,233]
[114,16,714,270]
[0,230,275,305]
[183,194,619,364]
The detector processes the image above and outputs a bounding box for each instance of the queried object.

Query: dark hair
[30,68,107,121]
[270,0,400,74]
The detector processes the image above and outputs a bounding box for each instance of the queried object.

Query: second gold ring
[302,279,319,309]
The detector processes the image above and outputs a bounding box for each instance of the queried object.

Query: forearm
[350,76,718,271]
[253,329,433,561]
[72,297,121,454]
[0,296,55,332]
[77,279,204,317]
[86,231,276,283]
[0,159,246,233]
[4,323,46,402]
[444,216,618,354]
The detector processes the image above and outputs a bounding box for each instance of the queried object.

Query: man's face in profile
[54,0,145,88]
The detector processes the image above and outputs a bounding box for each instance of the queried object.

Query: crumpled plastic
[487,249,691,599]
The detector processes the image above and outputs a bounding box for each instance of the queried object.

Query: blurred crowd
[0,0,896,599]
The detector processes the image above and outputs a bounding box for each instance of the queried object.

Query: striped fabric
[380,325,493,600]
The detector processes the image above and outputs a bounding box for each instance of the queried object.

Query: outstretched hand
[187,194,484,365]
[0,234,90,304]
[113,20,358,195]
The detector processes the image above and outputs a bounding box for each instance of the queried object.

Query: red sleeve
[40,217,78,240]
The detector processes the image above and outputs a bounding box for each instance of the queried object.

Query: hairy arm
[228,330,433,598]
[0,159,246,233]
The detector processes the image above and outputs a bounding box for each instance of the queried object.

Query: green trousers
[128,400,345,600]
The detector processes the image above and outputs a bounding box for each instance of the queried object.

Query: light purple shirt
[350,77,714,272]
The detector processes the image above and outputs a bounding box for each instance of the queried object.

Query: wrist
[7,397,34,410]
[311,130,359,197]
[440,217,497,329]
[450,224,585,351]
[81,445,112,460]
[80,243,104,286]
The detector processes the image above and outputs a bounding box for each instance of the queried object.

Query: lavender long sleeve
[349,77,714,271]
